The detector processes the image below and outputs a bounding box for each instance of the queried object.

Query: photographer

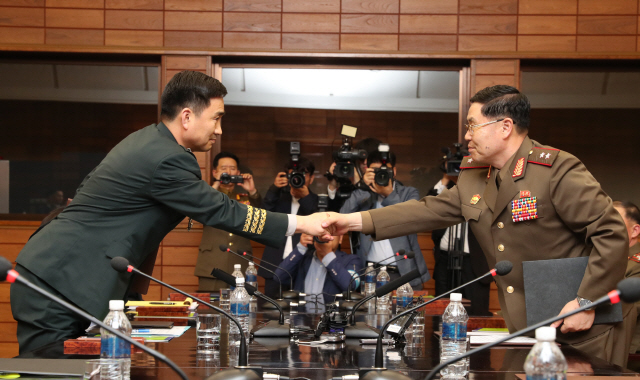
[261,156,318,298]
[194,151,262,291]
[339,150,430,289]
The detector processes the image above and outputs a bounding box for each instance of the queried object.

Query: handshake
[294,212,363,241]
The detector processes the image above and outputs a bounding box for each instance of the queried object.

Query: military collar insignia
[528,147,560,167]
[470,194,481,205]
[512,157,525,178]
[630,253,640,263]
[460,156,489,170]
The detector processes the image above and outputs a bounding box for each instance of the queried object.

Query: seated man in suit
[274,233,363,306]
[340,149,430,289]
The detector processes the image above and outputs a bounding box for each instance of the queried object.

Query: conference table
[17,305,638,380]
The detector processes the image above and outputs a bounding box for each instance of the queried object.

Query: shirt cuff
[327,186,337,200]
[297,242,308,254]
[433,180,446,195]
[286,214,297,236]
[321,251,336,266]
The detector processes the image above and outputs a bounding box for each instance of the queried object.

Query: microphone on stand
[339,251,415,311]
[424,276,640,380]
[233,249,300,301]
[109,257,278,380]
[219,245,292,310]
[211,268,290,338]
[0,257,190,380]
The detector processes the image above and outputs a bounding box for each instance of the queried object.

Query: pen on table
[133,329,151,333]
[148,301,178,305]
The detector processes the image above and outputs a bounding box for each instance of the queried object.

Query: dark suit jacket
[259,185,318,279]
[15,123,288,320]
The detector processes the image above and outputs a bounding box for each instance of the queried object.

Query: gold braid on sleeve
[242,205,253,232]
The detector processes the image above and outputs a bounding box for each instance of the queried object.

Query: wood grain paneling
[165,0,222,11]
[0,323,16,342]
[0,244,23,262]
[518,35,576,51]
[458,15,517,34]
[0,0,44,6]
[282,33,339,50]
[458,35,516,51]
[459,0,517,14]
[223,32,280,49]
[162,266,199,286]
[224,12,281,32]
[163,246,199,266]
[400,0,458,14]
[165,56,209,70]
[164,11,222,31]
[105,0,163,10]
[105,10,162,30]
[282,0,340,13]
[0,7,44,27]
[578,0,638,14]
[46,0,104,8]
[341,33,398,50]
[0,343,18,359]
[475,59,516,75]
[0,26,43,43]
[0,285,10,303]
[341,0,399,14]
[46,8,103,28]
[398,34,457,51]
[163,230,204,247]
[104,30,162,46]
[576,35,636,52]
[46,27,103,45]
[0,229,37,244]
[224,0,281,12]
[0,305,15,322]
[577,16,637,35]
[282,13,339,33]
[475,74,516,90]
[518,0,577,14]
[518,16,577,35]
[342,14,398,34]
[400,15,457,34]
[164,31,222,47]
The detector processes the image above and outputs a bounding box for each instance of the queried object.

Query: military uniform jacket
[16,123,288,319]
[194,188,262,280]
[361,136,629,344]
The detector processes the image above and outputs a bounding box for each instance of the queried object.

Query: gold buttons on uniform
[229,242,233,246]
[498,244,505,251]
[507,286,514,293]
[529,150,533,155]
[229,233,233,237]
[497,222,504,229]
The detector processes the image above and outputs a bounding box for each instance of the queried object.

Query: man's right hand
[299,233,314,247]
[274,172,288,188]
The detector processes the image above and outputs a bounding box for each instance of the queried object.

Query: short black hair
[286,156,315,174]
[160,71,227,121]
[470,85,530,133]
[614,201,640,226]
[367,150,396,168]
[355,137,383,157]
[213,151,240,169]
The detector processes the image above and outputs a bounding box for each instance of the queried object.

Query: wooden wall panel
[518,36,576,51]
[47,0,104,8]
[224,0,280,12]
[399,15,457,34]
[400,0,458,14]
[471,59,519,95]
[519,0,577,14]
[459,0,518,14]
[282,14,340,33]
[458,15,517,34]
[341,0,399,14]
[577,35,637,51]
[578,0,638,14]
[282,0,340,13]
[341,34,398,50]
[45,9,104,29]
[518,16,577,35]
[105,0,164,10]
[282,33,339,50]
[0,26,44,43]
[223,12,281,32]
[459,35,517,51]
[341,14,398,34]
[0,7,44,26]
[45,28,103,45]
[105,10,163,30]
[104,30,163,46]
[577,16,637,35]
[398,34,457,51]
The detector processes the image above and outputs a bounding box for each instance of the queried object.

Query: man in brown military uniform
[320,85,632,367]
[195,151,262,291]
[614,201,640,353]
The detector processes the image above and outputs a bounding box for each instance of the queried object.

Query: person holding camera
[194,151,262,291]
[261,157,318,298]
[339,150,430,289]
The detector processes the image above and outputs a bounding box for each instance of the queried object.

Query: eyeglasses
[465,118,504,135]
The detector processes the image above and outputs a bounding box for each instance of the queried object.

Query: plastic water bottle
[440,293,469,378]
[245,262,258,301]
[363,263,376,309]
[231,264,243,290]
[101,300,132,380]
[396,283,414,314]
[376,266,390,311]
[524,327,567,380]
[230,277,250,346]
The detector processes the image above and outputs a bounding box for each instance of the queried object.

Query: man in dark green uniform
[320,85,632,367]
[11,71,327,354]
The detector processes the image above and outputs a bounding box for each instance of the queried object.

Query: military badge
[511,196,538,222]
[520,190,531,198]
[470,194,481,205]
[512,157,525,177]
[630,253,640,263]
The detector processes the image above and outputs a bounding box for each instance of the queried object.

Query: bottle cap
[380,266,387,271]
[249,262,254,266]
[368,262,374,267]
[109,300,125,311]
[450,293,462,302]
[236,277,245,285]
[535,326,556,341]
[234,264,241,269]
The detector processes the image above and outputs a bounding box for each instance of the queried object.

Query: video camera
[373,143,393,187]
[219,173,243,185]
[287,141,306,189]
[331,125,367,180]
[441,143,469,177]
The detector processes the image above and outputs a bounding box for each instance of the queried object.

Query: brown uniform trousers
[626,243,640,353]
[194,189,262,291]
[360,136,632,367]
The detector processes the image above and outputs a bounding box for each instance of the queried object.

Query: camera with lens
[441,143,469,176]
[373,143,393,187]
[219,172,244,185]
[331,125,367,180]
[287,141,306,189]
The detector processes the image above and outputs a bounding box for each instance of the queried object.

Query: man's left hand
[290,185,309,199]
[369,179,393,197]
[240,173,257,195]
[550,299,595,333]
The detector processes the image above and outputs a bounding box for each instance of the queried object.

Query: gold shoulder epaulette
[528,147,560,167]
[630,253,640,264]
[460,156,489,170]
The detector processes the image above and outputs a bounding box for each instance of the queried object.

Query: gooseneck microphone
[232,248,301,300]
[0,257,189,380]
[348,269,421,326]
[219,245,292,309]
[423,277,640,380]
